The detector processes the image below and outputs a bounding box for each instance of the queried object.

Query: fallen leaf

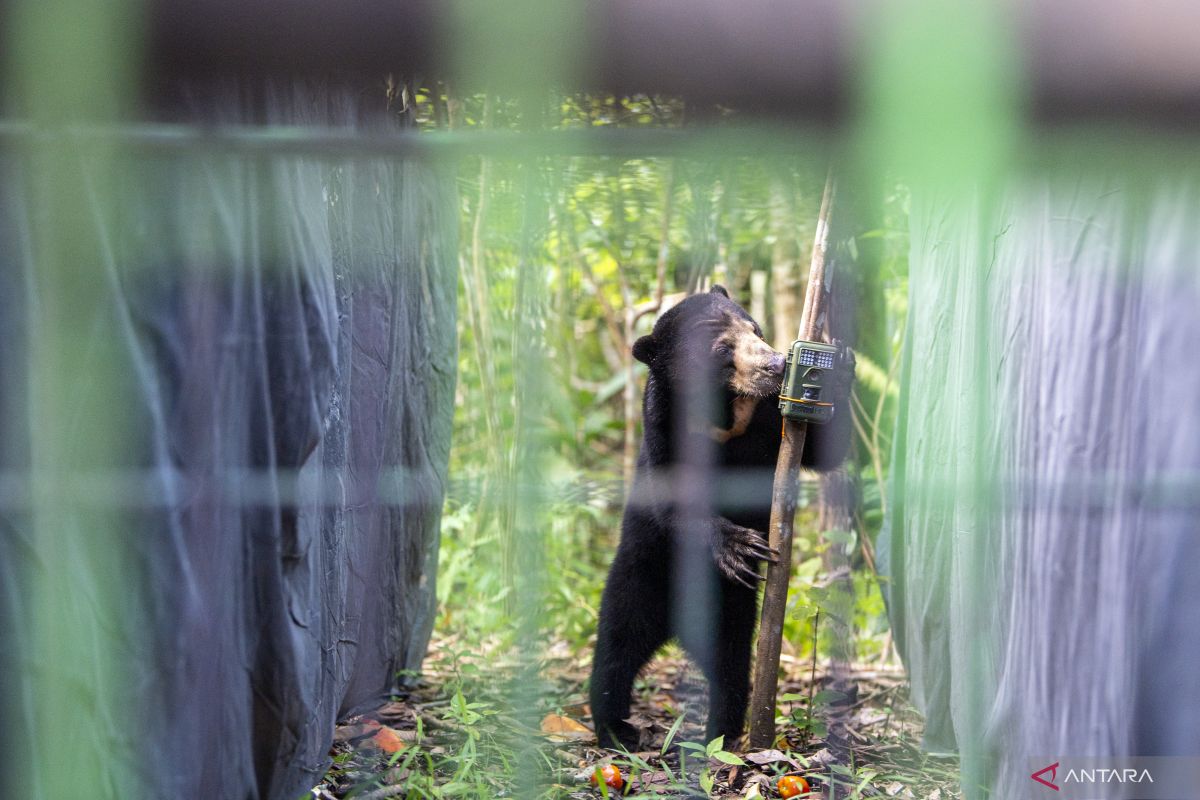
[333,718,383,743]
[373,726,406,754]
[742,774,773,796]
[559,700,591,718]
[539,713,593,742]
[376,701,412,723]
[745,749,795,767]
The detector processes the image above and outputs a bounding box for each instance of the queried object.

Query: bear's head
[633,285,785,399]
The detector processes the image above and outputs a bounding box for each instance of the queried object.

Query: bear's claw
[713,522,778,587]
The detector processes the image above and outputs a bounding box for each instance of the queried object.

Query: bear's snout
[768,352,785,376]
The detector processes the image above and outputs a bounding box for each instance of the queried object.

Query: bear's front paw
[831,340,857,398]
[713,524,779,588]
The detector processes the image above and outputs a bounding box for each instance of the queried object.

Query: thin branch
[851,390,887,521]
[748,168,836,749]
[799,167,836,341]
[853,507,878,574]
[571,245,627,358]
[460,92,499,444]
[576,208,626,261]
[871,318,906,476]
[656,161,675,311]
[632,158,677,326]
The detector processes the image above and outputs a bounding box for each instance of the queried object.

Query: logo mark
[1031,762,1060,791]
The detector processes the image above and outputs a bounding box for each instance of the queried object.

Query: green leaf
[812,689,847,705]
[712,751,745,766]
[857,769,878,792]
[627,752,654,772]
[660,710,687,755]
[796,556,823,580]
[594,369,632,404]
[705,735,724,757]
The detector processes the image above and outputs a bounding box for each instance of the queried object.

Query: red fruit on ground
[777,774,810,798]
[590,764,624,791]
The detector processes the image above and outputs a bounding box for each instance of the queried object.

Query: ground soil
[313,635,960,800]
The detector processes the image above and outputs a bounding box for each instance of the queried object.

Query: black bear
[590,285,852,750]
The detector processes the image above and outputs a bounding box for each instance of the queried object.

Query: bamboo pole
[747,171,836,748]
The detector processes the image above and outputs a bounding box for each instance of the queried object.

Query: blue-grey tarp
[879,177,1200,798]
[0,80,457,799]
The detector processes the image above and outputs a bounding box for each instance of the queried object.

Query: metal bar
[0,119,832,158]
[127,0,1200,123]
[2,119,1198,166]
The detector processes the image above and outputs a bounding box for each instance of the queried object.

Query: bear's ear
[632,335,657,365]
[710,284,730,298]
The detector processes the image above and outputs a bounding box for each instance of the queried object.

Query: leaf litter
[313,634,960,799]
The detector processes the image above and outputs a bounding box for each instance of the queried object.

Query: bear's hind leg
[590,567,670,750]
[682,586,757,745]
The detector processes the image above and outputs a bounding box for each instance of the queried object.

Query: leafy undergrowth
[310,635,960,800]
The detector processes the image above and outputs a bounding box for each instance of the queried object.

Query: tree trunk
[817,467,858,769]
[769,175,801,351]
[750,270,768,333]
[813,176,861,776]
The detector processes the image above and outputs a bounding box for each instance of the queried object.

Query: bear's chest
[712,397,781,530]
[717,395,782,468]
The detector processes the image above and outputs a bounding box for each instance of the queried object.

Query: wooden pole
[747,170,836,749]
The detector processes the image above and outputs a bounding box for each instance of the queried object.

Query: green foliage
[417,87,909,685]
[777,692,828,743]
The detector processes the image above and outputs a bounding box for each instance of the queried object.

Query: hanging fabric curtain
[0,79,457,799]
[879,176,1200,796]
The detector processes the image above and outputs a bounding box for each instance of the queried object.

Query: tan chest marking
[710,395,760,443]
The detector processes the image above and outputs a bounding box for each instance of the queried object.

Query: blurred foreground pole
[6,0,142,796]
[748,172,836,749]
